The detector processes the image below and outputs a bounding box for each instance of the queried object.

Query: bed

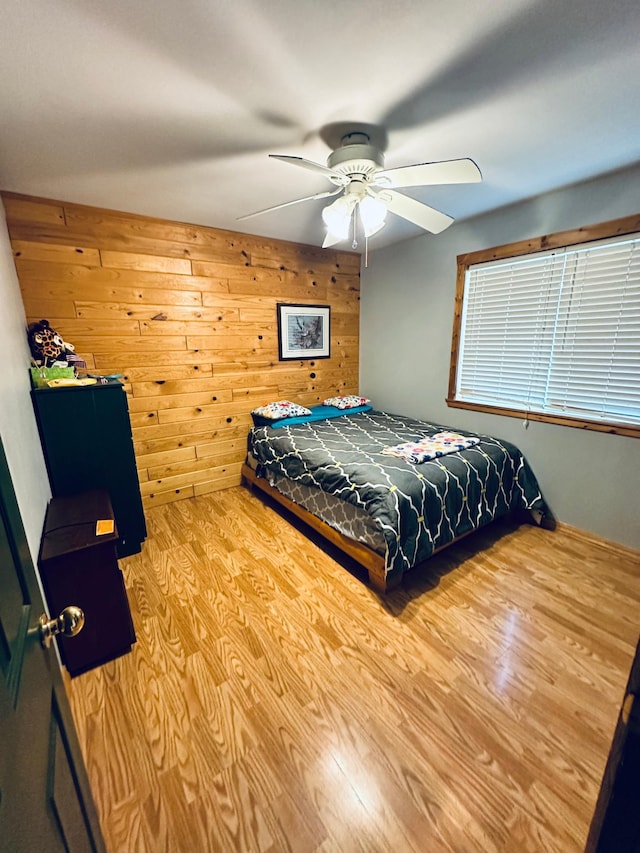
[242,406,548,593]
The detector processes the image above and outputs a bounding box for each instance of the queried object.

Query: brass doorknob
[39,606,85,649]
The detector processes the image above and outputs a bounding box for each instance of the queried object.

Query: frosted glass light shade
[359,195,387,237]
[322,196,357,240]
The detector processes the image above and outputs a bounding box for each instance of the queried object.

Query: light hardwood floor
[64,486,640,852]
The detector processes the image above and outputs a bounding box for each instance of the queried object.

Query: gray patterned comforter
[248,410,548,583]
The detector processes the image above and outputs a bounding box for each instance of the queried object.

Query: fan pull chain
[352,202,370,267]
[351,206,358,251]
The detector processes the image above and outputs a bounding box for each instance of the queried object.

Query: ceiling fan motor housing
[327,133,384,180]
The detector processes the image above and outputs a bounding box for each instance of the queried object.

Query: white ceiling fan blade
[269,154,346,183]
[376,189,454,234]
[375,158,482,189]
[237,187,342,221]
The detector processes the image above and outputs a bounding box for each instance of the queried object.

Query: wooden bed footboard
[241,463,394,593]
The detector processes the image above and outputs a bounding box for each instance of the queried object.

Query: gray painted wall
[0,203,51,563]
[360,164,640,550]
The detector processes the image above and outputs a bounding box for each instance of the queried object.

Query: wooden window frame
[447,213,640,439]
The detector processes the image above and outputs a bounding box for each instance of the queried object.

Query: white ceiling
[1,0,639,252]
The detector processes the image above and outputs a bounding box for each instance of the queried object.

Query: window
[447,214,640,438]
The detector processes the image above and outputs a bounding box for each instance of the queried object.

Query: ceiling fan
[238,130,482,248]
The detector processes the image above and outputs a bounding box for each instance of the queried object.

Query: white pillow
[322,395,371,410]
[251,400,312,420]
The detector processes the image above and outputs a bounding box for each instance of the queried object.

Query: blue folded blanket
[253,404,372,429]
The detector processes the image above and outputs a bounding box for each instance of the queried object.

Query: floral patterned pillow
[322,395,371,410]
[251,400,312,420]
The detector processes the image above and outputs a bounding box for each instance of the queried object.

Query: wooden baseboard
[555,522,640,563]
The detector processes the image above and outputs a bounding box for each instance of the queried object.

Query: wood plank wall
[2,192,361,509]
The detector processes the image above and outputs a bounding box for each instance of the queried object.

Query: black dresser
[31,380,146,558]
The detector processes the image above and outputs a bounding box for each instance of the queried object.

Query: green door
[0,438,105,852]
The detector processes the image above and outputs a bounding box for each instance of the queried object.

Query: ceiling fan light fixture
[359,195,387,237]
[322,195,356,241]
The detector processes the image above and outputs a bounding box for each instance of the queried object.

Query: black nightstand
[38,489,136,676]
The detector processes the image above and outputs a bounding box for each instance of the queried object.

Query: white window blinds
[456,233,640,426]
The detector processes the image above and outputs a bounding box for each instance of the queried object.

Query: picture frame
[277,303,331,361]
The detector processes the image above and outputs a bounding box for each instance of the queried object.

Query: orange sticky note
[96,519,115,536]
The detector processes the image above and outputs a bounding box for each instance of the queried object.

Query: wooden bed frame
[241,462,479,593]
[242,463,392,592]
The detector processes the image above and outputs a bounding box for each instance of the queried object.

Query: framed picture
[277,304,331,360]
